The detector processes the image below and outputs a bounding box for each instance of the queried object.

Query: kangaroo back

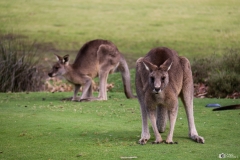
[48,39,135,101]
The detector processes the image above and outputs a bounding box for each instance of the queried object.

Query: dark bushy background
[0,34,45,92]
[192,49,240,98]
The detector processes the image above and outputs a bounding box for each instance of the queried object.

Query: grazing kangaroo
[135,47,204,144]
[48,39,135,101]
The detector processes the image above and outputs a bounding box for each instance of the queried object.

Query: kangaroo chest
[145,91,177,109]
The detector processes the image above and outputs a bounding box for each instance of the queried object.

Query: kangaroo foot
[139,138,149,145]
[163,140,178,144]
[79,99,91,102]
[151,140,164,144]
[79,97,105,102]
[191,135,205,144]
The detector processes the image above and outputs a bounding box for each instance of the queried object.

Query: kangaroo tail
[118,54,136,99]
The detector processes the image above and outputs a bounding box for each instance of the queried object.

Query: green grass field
[1,1,240,159]
[0,92,239,159]
[1,0,240,63]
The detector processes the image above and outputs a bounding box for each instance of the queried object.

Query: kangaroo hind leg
[97,44,120,100]
[180,57,204,143]
[165,103,178,144]
[97,69,109,100]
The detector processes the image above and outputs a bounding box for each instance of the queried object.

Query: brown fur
[48,39,135,101]
[135,47,204,144]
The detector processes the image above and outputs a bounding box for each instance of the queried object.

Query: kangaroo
[135,47,204,144]
[48,39,135,101]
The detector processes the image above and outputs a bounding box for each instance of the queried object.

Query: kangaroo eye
[161,77,165,82]
[54,67,59,70]
[150,77,155,83]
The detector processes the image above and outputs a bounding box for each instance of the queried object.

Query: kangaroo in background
[48,39,135,101]
[135,47,204,144]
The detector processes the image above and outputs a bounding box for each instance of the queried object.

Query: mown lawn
[0,1,239,159]
[0,92,239,159]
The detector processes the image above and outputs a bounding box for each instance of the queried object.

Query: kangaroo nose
[48,73,52,77]
[154,87,161,92]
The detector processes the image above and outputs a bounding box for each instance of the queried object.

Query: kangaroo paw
[79,97,105,102]
[191,135,205,144]
[79,98,91,102]
[139,138,148,145]
[152,140,164,144]
[163,140,178,144]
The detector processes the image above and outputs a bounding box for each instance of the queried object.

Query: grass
[1,0,240,65]
[0,1,239,159]
[0,92,240,159]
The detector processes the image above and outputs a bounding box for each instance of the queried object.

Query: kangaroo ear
[63,55,69,64]
[142,59,158,72]
[55,54,63,62]
[160,59,172,71]
[54,54,69,64]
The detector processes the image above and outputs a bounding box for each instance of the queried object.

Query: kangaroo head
[142,58,172,94]
[48,54,69,77]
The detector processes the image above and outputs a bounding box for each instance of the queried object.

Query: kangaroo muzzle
[153,87,162,94]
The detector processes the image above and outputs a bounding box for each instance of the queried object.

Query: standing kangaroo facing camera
[48,39,135,101]
[135,47,204,144]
